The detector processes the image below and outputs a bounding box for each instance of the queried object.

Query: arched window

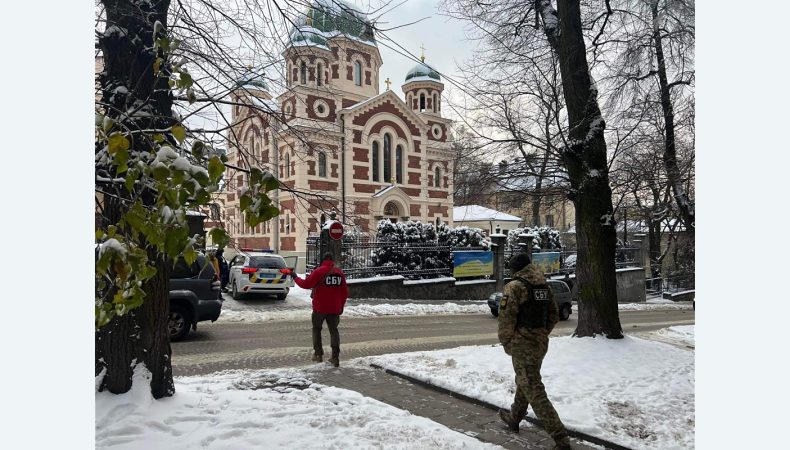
[420,93,426,111]
[383,133,392,182]
[434,166,441,188]
[300,61,307,84]
[316,63,323,86]
[354,61,362,86]
[433,93,437,112]
[371,141,380,181]
[284,153,290,178]
[318,151,327,177]
[384,201,399,220]
[395,145,403,184]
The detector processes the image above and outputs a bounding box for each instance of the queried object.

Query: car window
[171,254,208,278]
[249,256,286,269]
[549,281,568,294]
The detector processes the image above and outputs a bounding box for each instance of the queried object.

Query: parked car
[487,279,573,321]
[227,249,297,300]
[169,253,223,341]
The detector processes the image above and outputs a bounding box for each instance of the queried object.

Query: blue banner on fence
[453,251,494,278]
[531,252,561,274]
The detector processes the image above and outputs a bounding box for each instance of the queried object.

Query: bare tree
[443,0,624,337]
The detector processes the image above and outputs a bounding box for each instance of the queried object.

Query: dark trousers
[312,312,340,358]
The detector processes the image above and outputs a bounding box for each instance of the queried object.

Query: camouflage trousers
[510,344,569,446]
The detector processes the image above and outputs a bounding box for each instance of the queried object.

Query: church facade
[222,2,455,259]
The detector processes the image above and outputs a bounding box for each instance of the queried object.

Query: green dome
[404,62,441,82]
[236,70,269,91]
[290,0,376,48]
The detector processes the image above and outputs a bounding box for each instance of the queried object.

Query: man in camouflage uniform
[498,253,572,450]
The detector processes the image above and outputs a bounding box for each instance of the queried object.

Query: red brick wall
[410,204,421,216]
[344,99,359,109]
[240,237,270,249]
[353,183,377,193]
[428,205,448,216]
[401,187,420,196]
[281,237,296,251]
[354,201,370,215]
[428,190,448,199]
[353,147,368,162]
[353,166,369,180]
[308,180,339,191]
[408,155,420,169]
[408,172,421,185]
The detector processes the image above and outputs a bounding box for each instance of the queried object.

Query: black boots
[498,408,520,433]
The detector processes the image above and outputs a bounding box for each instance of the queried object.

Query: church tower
[402,52,444,118]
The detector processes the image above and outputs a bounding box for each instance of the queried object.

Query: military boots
[498,408,520,432]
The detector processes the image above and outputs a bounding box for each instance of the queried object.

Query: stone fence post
[632,232,649,277]
[490,231,506,292]
[517,233,535,259]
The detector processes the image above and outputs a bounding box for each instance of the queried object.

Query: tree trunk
[537,0,622,338]
[96,0,175,398]
[652,1,695,236]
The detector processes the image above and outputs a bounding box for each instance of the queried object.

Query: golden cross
[384,77,391,90]
[420,44,426,63]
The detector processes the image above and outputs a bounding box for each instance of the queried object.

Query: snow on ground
[220,302,489,322]
[361,326,695,450]
[619,301,692,311]
[95,366,496,450]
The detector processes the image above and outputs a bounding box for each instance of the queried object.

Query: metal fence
[502,247,642,278]
[308,233,488,280]
[645,274,695,297]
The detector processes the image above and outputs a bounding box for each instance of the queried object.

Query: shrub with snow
[506,226,563,251]
[368,220,490,279]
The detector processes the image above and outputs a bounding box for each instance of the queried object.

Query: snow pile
[346,302,488,317]
[618,302,692,311]
[96,367,497,449]
[363,327,695,450]
[219,302,489,322]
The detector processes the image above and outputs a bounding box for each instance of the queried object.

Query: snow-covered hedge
[506,226,563,251]
[367,220,490,279]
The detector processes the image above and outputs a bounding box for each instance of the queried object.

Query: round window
[432,124,442,138]
[313,99,330,118]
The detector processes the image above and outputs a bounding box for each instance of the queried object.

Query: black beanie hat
[509,253,532,273]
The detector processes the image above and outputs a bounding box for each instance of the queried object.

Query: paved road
[171,308,694,376]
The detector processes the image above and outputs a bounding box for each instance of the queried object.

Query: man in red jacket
[289,253,348,367]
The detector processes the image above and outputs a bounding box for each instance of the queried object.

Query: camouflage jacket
[497,264,559,355]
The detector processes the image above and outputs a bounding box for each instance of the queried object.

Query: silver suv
[228,250,297,300]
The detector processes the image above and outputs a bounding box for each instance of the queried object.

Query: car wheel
[559,303,571,321]
[232,282,242,300]
[169,306,191,341]
[490,308,499,318]
[276,293,287,300]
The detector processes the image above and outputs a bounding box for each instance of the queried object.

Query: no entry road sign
[328,221,344,240]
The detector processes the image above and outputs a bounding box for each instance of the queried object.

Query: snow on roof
[452,205,522,223]
[372,184,396,198]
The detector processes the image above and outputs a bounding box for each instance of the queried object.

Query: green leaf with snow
[171,125,186,143]
[207,156,224,182]
[108,133,130,155]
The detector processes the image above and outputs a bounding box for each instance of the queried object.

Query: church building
[222,1,455,260]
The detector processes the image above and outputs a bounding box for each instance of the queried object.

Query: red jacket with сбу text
[294,260,349,315]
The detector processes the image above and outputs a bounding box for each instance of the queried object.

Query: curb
[369,363,632,450]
